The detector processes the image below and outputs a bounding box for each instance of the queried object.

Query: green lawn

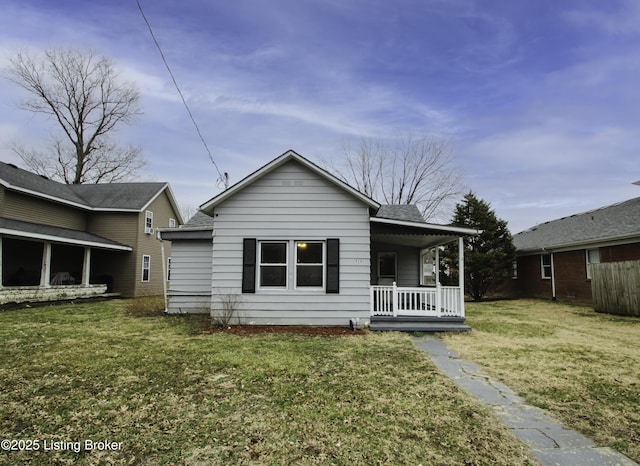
[0,299,534,465]
[442,299,640,463]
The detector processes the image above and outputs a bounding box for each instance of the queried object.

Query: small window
[145,211,154,234]
[142,255,151,282]
[168,218,176,228]
[586,249,600,279]
[259,242,288,288]
[295,241,324,288]
[541,254,552,279]
[511,260,518,279]
[378,252,397,282]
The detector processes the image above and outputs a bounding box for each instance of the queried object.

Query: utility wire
[135,0,229,188]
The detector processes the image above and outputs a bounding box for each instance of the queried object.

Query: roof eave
[370,217,481,235]
[0,227,132,251]
[516,233,640,254]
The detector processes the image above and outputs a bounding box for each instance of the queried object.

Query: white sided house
[160,151,477,331]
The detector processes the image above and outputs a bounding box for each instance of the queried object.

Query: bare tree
[326,135,463,221]
[5,48,145,184]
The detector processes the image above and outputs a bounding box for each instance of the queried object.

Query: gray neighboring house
[510,196,640,304]
[160,150,478,330]
[0,162,183,304]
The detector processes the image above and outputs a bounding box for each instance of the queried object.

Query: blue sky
[0,0,638,232]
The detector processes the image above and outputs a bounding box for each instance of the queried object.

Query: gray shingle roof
[70,182,167,210]
[0,217,131,250]
[0,162,88,206]
[514,196,640,252]
[375,205,425,223]
[0,161,168,211]
[184,211,215,227]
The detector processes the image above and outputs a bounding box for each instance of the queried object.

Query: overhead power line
[135,0,229,189]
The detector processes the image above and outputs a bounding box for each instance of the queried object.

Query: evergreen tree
[443,192,515,301]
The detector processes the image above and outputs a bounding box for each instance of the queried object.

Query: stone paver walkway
[413,335,638,466]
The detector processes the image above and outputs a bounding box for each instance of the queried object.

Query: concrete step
[370,316,471,332]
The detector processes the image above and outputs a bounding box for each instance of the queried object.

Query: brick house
[0,162,182,304]
[510,196,640,304]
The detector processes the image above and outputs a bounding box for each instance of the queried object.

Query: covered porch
[369,216,476,332]
[0,218,132,305]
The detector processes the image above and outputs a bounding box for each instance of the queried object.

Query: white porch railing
[370,283,464,318]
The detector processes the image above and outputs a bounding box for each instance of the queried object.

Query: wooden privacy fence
[591,260,640,317]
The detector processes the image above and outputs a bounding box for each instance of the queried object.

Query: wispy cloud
[564,0,640,35]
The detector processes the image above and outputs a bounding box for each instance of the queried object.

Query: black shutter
[326,238,340,293]
[242,238,257,293]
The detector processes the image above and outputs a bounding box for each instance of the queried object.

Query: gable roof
[0,161,182,220]
[199,150,380,211]
[514,196,640,253]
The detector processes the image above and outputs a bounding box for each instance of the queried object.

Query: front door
[377,252,397,285]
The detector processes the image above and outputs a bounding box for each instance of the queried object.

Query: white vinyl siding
[166,239,213,313]
[211,160,371,325]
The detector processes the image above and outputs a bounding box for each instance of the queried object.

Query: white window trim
[586,248,600,279]
[511,260,518,280]
[142,255,151,282]
[168,218,176,228]
[258,241,289,290]
[145,211,154,234]
[294,240,325,291]
[541,254,552,279]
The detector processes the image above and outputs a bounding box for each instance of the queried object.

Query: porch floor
[369,316,471,332]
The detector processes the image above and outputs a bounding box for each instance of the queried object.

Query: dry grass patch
[0,299,535,465]
[442,299,640,462]
[123,295,166,317]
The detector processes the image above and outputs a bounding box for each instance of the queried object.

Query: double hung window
[586,249,600,279]
[259,242,288,288]
[142,255,151,282]
[295,241,324,288]
[541,254,552,279]
[257,240,325,289]
[145,211,154,234]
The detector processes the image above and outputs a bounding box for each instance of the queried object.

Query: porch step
[369,316,471,333]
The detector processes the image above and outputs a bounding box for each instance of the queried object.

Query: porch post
[0,236,3,289]
[435,247,441,317]
[435,246,440,285]
[392,281,398,317]
[41,242,52,287]
[458,236,465,318]
[82,247,91,286]
[369,285,374,316]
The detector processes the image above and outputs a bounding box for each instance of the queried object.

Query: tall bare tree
[5,48,144,184]
[327,135,462,221]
